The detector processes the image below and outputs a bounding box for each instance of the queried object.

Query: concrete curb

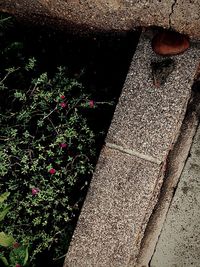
[137,88,200,266]
[64,30,200,267]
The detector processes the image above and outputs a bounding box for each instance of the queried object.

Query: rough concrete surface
[170,0,200,40]
[106,30,200,162]
[0,1,200,39]
[150,123,200,267]
[137,89,200,266]
[65,147,163,267]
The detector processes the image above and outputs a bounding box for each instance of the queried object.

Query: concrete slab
[136,89,200,266]
[171,0,200,41]
[106,30,200,163]
[64,147,163,267]
[0,1,173,34]
[1,1,200,39]
[151,123,200,267]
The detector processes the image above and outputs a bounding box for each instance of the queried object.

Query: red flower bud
[13,242,20,249]
[60,102,67,108]
[32,188,40,196]
[49,168,56,174]
[89,100,94,108]
[59,143,67,148]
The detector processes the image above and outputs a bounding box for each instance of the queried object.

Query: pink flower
[59,143,67,148]
[60,102,67,108]
[89,100,94,108]
[60,95,65,99]
[32,188,40,196]
[16,264,21,267]
[49,168,56,174]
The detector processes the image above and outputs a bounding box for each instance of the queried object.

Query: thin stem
[53,253,67,261]
[47,117,59,134]
[0,67,20,83]
[43,106,57,120]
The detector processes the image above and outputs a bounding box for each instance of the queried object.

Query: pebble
[152,31,190,56]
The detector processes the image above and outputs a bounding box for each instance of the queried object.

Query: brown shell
[152,31,190,56]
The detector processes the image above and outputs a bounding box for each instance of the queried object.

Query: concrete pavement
[151,120,200,267]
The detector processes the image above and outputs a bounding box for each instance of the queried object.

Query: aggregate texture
[106,29,200,163]
[151,123,200,267]
[64,147,163,267]
[0,1,200,39]
[136,88,200,266]
[170,0,200,40]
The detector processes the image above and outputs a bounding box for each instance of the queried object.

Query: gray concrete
[106,30,200,162]
[136,90,200,266]
[65,147,163,267]
[171,0,200,40]
[1,1,200,40]
[151,123,200,267]
[64,30,200,267]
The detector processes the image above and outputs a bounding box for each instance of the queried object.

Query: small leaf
[0,255,9,266]
[0,232,15,247]
[0,192,10,203]
[23,246,29,266]
[0,206,10,222]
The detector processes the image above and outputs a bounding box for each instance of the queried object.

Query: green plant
[0,192,29,267]
[0,58,96,265]
[0,14,12,29]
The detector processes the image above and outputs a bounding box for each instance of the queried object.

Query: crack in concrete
[169,0,177,28]
[106,142,162,165]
